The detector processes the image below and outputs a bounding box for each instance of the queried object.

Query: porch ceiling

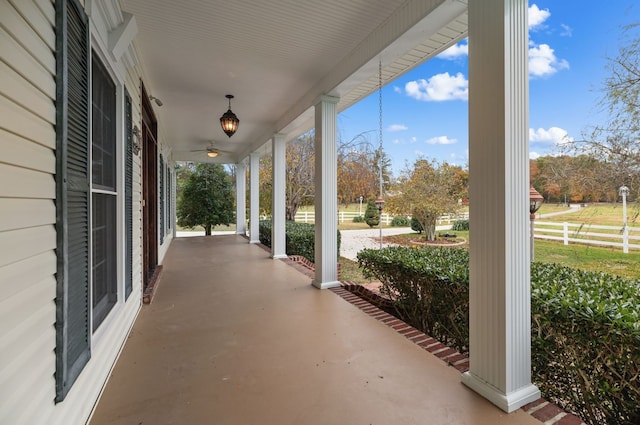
[121,0,467,163]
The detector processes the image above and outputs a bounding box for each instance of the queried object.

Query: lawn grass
[534,239,640,280]
[379,229,640,280]
[542,202,640,226]
[339,256,377,284]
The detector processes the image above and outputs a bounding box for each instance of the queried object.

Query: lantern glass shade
[619,185,630,197]
[220,94,239,137]
[529,186,544,214]
[220,111,239,137]
[375,196,385,211]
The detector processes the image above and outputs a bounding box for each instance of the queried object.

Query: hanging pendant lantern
[220,94,239,137]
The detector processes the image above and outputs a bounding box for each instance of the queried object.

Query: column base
[311,280,341,289]
[271,254,288,260]
[249,239,260,244]
[461,372,540,413]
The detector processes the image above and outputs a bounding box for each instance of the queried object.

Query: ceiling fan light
[207,150,219,158]
[220,94,239,137]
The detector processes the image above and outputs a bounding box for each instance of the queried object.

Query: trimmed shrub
[357,246,469,352]
[364,199,379,227]
[410,217,423,233]
[451,219,469,231]
[357,246,640,425]
[531,263,640,425]
[352,215,365,223]
[258,220,340,263]
[391,216,410,227]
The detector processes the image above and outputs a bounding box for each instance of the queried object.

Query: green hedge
[531,263,640,425]
[357,247,469,352]
[391,216,410,227]
[352,215,365,223]
[357,247,640,425]
[451,219,469,231]
[258,220,340,263]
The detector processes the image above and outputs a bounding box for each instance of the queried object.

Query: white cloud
[529,43,569,77]
[410,136,417,144]
[528,4,550,30]
[393,86,402,94]
[560,24,573,37]
[392,138,401,145]
[426,136,458,145]
[438,40,468,59]
[388,124,408,132]
[530,151,541,160]
[405,72,468,101]
[529,126,573,145]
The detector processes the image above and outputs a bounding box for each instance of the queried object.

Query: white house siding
[0,1,59,424]
[0,1,157,424]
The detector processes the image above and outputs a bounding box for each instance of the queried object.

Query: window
[91,55,118,330]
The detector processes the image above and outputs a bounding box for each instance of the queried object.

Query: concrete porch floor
[89,235,541,425]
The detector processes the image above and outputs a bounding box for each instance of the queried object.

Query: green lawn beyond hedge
[357,247,639,425]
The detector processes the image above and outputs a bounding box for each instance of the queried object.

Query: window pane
[92,192,117,330]
[92,56,116,190]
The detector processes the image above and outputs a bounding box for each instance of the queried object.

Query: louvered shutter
[125,90,133,299]
[159,154,165,244]
[55,0,91,402]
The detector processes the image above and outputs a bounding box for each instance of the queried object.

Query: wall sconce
[132,125,142,155]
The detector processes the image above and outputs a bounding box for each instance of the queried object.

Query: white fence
[534,221,640,253]
[293,210,469,225]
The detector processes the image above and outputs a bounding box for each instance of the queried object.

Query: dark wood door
[142,86,158,289]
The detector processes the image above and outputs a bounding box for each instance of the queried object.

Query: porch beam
[249,152,260,243]
[271,135,287,259]
[462,0,540,413]
[312,96,340,289]
[235,161,246,236]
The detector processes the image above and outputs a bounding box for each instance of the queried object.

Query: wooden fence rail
[534,221,640,253]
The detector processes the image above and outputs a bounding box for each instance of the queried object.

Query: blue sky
[337,1,638,175]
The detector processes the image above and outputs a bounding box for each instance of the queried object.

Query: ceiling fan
[190,142,233,158]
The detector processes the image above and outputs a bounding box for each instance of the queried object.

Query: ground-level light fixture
[529,185,544,262]
[220,94,239,137]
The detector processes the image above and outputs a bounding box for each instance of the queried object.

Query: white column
[462,0,541,413]
[312,95,340,289]
[271,134,287,259]
[235,161,247,236]
[249,152,260,244]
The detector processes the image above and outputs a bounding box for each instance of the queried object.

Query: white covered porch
[126,0,538,414]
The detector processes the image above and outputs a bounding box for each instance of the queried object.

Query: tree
[258,133,315,220]
[572,23,640,199]
[285,133,315,220]
[364,199,379,227]
[386,159,463,241]
[177,163,235,235]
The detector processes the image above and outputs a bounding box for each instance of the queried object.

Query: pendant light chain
[378,57,383,198]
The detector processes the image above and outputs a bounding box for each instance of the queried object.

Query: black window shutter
[55,0,91,402]
[124,90,133,299]
[159,154,165,244]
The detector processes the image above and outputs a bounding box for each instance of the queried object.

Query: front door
[141,85,158,289]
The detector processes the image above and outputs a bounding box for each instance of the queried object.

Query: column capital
[314,95,340,106]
